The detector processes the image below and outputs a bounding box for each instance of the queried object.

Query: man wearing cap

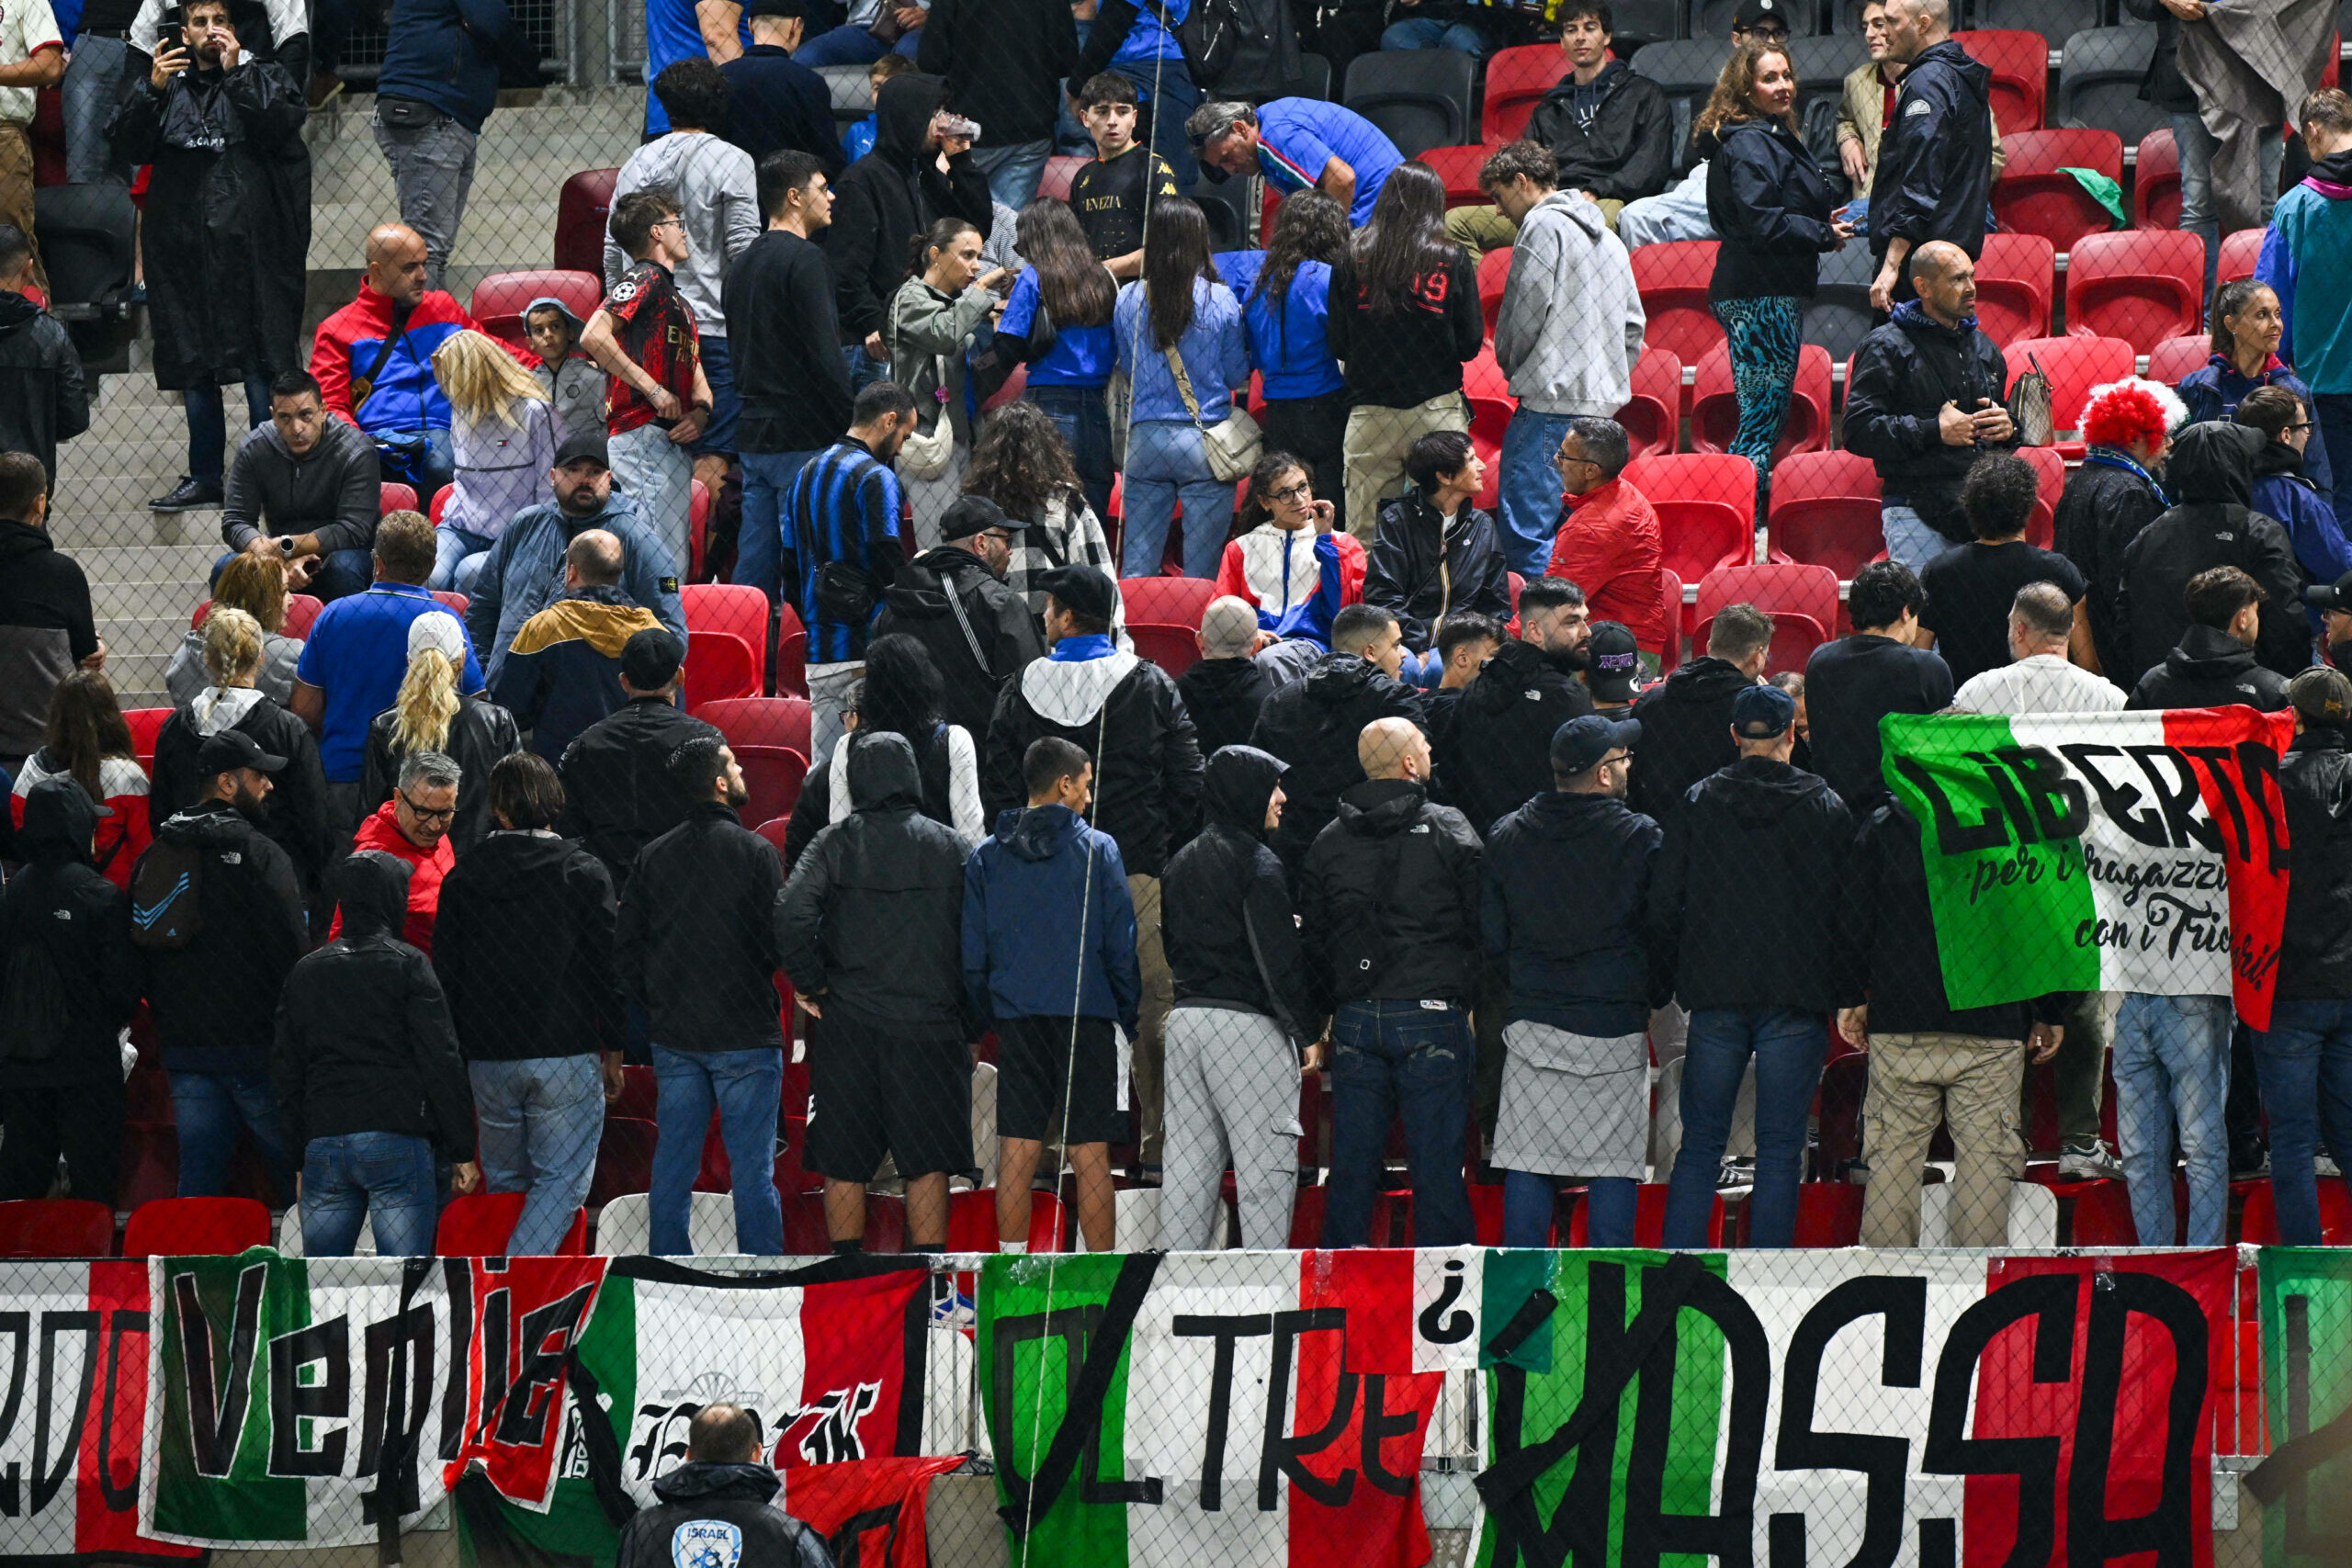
[721,0,841,166]
[466,434,687,687]
[1582,620,1642,711]
[136,728,308,1201]
[2312,569,2352,671]
[558,628,722,894]
[876,494,1043,739]
[220,369,384,604]
[1646,683,1855,1248]
[982,562,1204,1173]
[493,529,668,763]
[1480,712,1657,1247]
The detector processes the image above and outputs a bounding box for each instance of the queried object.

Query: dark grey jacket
[220,415,384,556]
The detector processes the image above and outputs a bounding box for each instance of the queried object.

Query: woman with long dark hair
[888,216,1015,547]
[780,634,985,871]
[996,198,1121,522]
[1114,197,1251,579]
[10,671,150,890]
[2177,279,2331,496]
[1700,42,1847,519]
[1326,161,1483,539]
[964,402,1126,641]
[1220,189,1352,531]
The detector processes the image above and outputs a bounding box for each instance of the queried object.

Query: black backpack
[130,839,207,951]
[1144,0,1301,100]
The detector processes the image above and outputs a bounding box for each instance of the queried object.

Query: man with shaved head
[1250,602,1426,877]
[492,526,668,761]
[1863,0,1995,311]
[1176,595,1281,759]
[1299,711,1483,1247]
[613,1402,832,1568]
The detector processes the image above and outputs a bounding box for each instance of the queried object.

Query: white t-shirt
[1951,653,2127,716]
[0,0,62,125]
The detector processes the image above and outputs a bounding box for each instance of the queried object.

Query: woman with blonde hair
[10,671,151,891]
[152,608,331,893]
[429,329,559,593]
[361,612,520,854]
[166,550,306,705]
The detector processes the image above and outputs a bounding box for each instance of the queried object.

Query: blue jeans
[1663,1007,1826,1248]
[2254,998,2352,1245]
[1498,407,1574,576]
[694,336,742,457]
[62,33,133,185]
[1122,421,1232,579]
[1033,383,1115,525]
[300,1130,440,1257]
[1117,59,1198,193]
[431,527,496,593]
[793,23,921,66]
[170,1070,298,1202]
[210,546,376,604]
[842,342,890,396]
[1880,503,1946,576]
[1322,998,1474,1247]
[740,449,828,607]
[470,1055,605,1256]
[2112,993,2232,1246]
[650,1044,784,1255]
[1381,15,1484,51]
[971,139,1055,211]
[1506,1170,1634,1246]
[376,426,458,497]
[187,378,273,488]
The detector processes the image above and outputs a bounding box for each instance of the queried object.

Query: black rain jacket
[1162,745,1322,1042]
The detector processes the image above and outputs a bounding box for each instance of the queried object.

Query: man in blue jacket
[372,0,512,291]
[963,736,1140,1253]
[2239,384,2352,626]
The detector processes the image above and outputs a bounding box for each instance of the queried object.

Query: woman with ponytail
[360,612,520,855]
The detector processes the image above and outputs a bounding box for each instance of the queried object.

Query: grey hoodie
[603,131,761,338]
[220,414,384,556]
[1491,190,1645,418]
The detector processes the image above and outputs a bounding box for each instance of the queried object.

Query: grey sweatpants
[1159,1005,1301,1250]
[373,107,479,292]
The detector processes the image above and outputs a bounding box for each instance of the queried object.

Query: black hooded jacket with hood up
[1434,637,1596,839]
[2125,623,2292,712]
[272,851,476,1156]
[0,291,88,485]
[433,829,621,1062]
[1162,746,1323,1040]
[612,1462,833,1568]
[2278,724,2352,1001]
[821,73,995,344]
[1299,777,1483,1005]
[1,778,141,1087]
[1250,651,1427,874]
[1481,785,1660,1038]
[1644,756,1860,1011]
[774,732,974,1040]
[2116,422,2309,690]
[138,796,309,1075]
[875,544,1046,739]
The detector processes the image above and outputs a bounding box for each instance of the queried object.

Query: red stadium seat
[124,706,172,769]
[1767,450,1885,580]
[2018,445,2064,548]
[1695,608,1826,675]
[1464,344,1511,404]
[2239,1181,2352,1245]
[1566,1182,1718,1246]
[1286,1186,1329,1249]
[428,484,453,524]
[589,1116,660,1206]
[683,581,769,694]
[780,1190,830,1253]
[689,479,711,583]
[432,590,469,616]
[1973,232,2056,348]
[1037,154,1087,201]
[2218,226,2265,286]
[1128,623,1202,675]
[1483,44,1566,141]
[2006,335,2136,446]
[2065,1180,2138,1246]
[123,1196,270,1258]
[1119,574,1217,626]
[0,1199,114,1258]
[1689,343,1832,461]
[946,1188,1069,1252]
[381,482,418,516]
[1991,129,2125,254]
[1468,395,1510,513]
[1787,1183,1863,1247]
[694,694,812,754]
[1417,143,1494,207]
[753,816,790,863]
[736,745,809,829]
[1956,29,2047,130]
[1477,244,1513,339]
[775,602,808,697]
[1623,453,1756,583]
[1815,1053,1867,1176]
[2064,230,2203,353]
[1656,567,1685,672]
[684,630,758,709]
[1616,346,1683,459]
[2146,333,2213,389]
[2133,126,2181,230]
[117,1122,179,1210]
[436,1193,588,1256]
[614,1063,658,1120]
[469,269,602,352]
[282,593,323,637]
[555,168,619,276]
[1631,242,1724,366]
[1695,562,1838,639]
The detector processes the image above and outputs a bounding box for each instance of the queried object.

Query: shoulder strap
[1163,344,1206,429]
[352,300,415,409]
[942,567,994,675]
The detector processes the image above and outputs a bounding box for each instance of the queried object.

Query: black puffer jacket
[137,798,309,1075]
[1435,638,1595,838]
[774,733,973,1039]
[1298,777,1483,1005]
[1524,60,1673,202]
[2055,450,2171,677]
[1250,651,1426,873]
[616,801,786,1053]
[1865,38,1996,265]
[433,830,621,1061]
[1177,657,1277,760]
[152,689,333,896]
[1480,786,1659,1038]
[557,696,722,892]
[2125,624,2292,712]
[1842,301,2017,541]
[1645,757,1858,1011]
[821,73,994,344]
[361,694,524,858]
[875,546,1045,739]
[1162,746,1322,1042]
[612,1463,832,1568]
[1,779,140,1088]
[2278,725,2352,1001]
[1703,118,1842,303]
[2116,423,2308,690]
[272,852,476,1156]
[1363,491,1514,651]
[1626,655,1755,824]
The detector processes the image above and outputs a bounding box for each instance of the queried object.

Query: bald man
[492,525,669,761]
[1176,596,1279,759]
[1297,711,1482,1248]
[1864,0,1996,310]
[310,223,518,497]
[612,1403,831,1568]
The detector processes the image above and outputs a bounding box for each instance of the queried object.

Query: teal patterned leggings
[1710,295,1804,521]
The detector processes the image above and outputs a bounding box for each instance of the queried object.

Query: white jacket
[1492,191,1646,418]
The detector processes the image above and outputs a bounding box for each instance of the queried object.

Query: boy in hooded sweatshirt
[963,736,1140,1254]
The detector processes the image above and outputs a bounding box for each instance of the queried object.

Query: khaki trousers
[1444,198,1624,258]
[1860,1030,2026,1247]
[1342,392,1469,542]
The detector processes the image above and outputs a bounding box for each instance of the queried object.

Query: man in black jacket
[0,453,101,773]
[1865,0,1995,310]
[0,225,88,486]
[1436,574,1594,838]
[2055,377,2177,677]
[2117,421,2307,690]
[0,778,140,1204]
[1250,602,1425,876]
[1177,596,1280,759]
[719,0,842,169]
[1626,601,1769,824]
[919,0,1080,209]
[611,1405,833,1568]
[1363,430,1515,655]
[1646,684,1855,1247]
[135,728,308,1201]
[1301,716,1482,1247]
[616,734,787,1257]
[876,495,1043,738]
[559,629,722,893]
[1843,242,2018,570]
[276,850,481,1257]
[775,732,973,1252]
[219,372,383,603]
[1160,745,1324,1250]
[1804,559,1952,808]
[2128,565,2293,711]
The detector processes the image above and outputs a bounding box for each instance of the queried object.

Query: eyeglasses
[2289,422,2315,434]
[1554,451,1598,471]
[398,791,457,825]
[1267,480,1314,503]
[652,217,684,232]
[981,529,1016,546]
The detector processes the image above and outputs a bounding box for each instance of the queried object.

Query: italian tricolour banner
[1881,707,2293,1026]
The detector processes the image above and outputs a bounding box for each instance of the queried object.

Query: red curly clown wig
[2081,378,2188,454]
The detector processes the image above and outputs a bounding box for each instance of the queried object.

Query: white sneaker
[2059,1140,2123,1180]
[2319,1154,2343,1179]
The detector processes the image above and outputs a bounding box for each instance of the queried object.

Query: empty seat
[31,184,138,365]
[1973,231,2057,347]
[1787,1182,1863,1247]
[1477,243,1513,338]
[554,169,619,276]
[0,1198,114,1258]
[1623,453,1758,583]
[1341,50,1477,157]
[2146,332,2212,388]
[1657,567,1686,671]
[684,630,758,708]
[123,705,172,769]
[1956,29,2048,130]
[2218,226,2266,286]
[589,1115,660,1206]
[1802,243,1879,361]
[1128,623,1202,675]
[1037,154,1088,201]
[1969,0,2097,50]
[1417,142,1493,207]
[2018,445,2065,548]
[1482,43,1568,141]
[595,1190,741,1255]
[1993,127,2126,254]
[381,481,418,516]
[469,269,601,351]
[945,1188,1070,1252]
[1119,574,1217,627]
[2064,229,2203,352]
[1297,51,1334,100]
[123,1196,270,1258]
[1631,241,1724,365]
[435,1193,588,1256]
[682,581,770,694]
[1630,41,1727,175]
[1690,344,1833,462]
[2005,334,2136,441]
[2057,26,2165,147]
[1696,561,1839,637]
[736,745,809,829]
[1768,450,1886,580]
[1616,346,1684,460]
[692,694,812,755]
[2133,125,2181,230]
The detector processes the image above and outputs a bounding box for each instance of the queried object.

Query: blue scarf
[1048,633,1116,663]
[2081,445,2170,508]
[1892,298,1981,335]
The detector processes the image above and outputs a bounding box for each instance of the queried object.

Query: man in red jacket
[1545,414,1670,665]
[331,750,458,953]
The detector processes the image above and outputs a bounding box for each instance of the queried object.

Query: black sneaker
[149,477,224,512]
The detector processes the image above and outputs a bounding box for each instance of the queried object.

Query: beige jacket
[1835,60,2007,186]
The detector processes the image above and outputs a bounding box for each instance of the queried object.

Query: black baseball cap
[621,627,686,689]
[1731,682,1797,739]
[1551,714,1639,776]
[940,494,1022,542]
[555,432,611,470]
[1037,564,1117,624]
[2306,570,2352,610]
[196,729,288,777]
[1733,0,1790,28]
[746,0,808,16]
[1585,621,1641,704]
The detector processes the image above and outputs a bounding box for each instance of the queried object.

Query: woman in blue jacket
[996,198,1120,523]
[2179,279,2332,498]
[1218,190,1351,530]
